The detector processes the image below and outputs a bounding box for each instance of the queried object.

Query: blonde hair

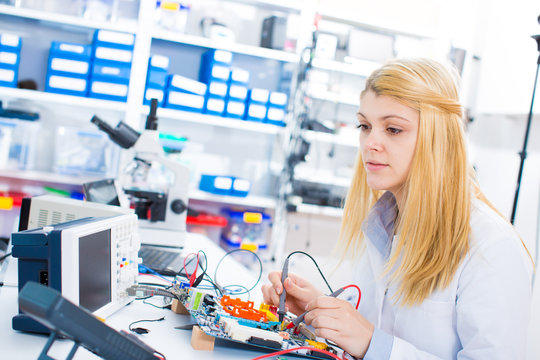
[338,58,500,305]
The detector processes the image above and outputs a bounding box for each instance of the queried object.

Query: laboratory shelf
[0,4,136,33]
[307,89,359,107]
[152,30,299,63]
[294,172,351,188]
[311,58,379,77]
[227,0,304,13]
[152,106,282,135]
[304,130,359,148]
[317,6,436,39]
[189,189,277,209]
[0,87,128,113]
[0,170,100,189]
[295,203,344,217]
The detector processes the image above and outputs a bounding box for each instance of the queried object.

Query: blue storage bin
[143,86,165,106]
[269,91,288,108]
[146,55,169,88]
[164,90,205,112]
[229,68,250,85]
[91,61,131,83]
[199,63,230,84]
[146,68,167,88]
[204,96,225,116]
[149,54,169,71]
[45,74,88,96]
[47,58,90,79]
[93,30,135,50]
[199,174,233,195]
[92,45,133,66]
[227,84,248,101]
[245,102,267,122]
[207,80,228,98]
[167,74,207,95]
[0,64,17,88]
[247,88,270,104]
[265,106,286,126]
[201,49,233,66]
[224,100,245,119]
[47,46,91,79]
[50,41,92,60]
[231,177,250,197]
[88,80,128,102]
[0,50,19,69]
[0,34,21,52]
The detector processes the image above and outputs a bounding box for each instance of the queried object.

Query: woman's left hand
[304,296,374,358]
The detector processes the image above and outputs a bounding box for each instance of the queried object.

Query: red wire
[343,284,361,310]
[183,252,199,286]
[250,346,342,360]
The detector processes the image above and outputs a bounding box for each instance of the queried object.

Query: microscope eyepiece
[91,115,140,149]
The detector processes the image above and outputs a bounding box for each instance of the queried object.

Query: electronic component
[18,281,161,360]
[18,194,131,231]
[135,283,342,359]
[12,214,140,334]
[260,15,287,50]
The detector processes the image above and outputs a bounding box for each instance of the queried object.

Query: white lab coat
[355,195,533,359]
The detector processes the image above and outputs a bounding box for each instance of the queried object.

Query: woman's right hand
[261,272,323,316]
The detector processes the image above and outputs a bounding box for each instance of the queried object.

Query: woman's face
[357,90,420,199]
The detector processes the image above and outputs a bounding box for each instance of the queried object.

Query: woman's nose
[364,130,383,151]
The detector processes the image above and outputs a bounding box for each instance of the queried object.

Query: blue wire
[138,264,173,283]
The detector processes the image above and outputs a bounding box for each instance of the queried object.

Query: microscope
[91,99,190,247]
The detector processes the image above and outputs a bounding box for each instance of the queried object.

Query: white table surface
[0,233,270,360]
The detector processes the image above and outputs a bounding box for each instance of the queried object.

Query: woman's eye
[356,123,369,130]
[387,127,402,135]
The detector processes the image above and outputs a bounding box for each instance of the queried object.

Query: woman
[262,58,533,359]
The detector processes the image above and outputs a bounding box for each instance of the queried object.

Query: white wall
[474,0,540,115]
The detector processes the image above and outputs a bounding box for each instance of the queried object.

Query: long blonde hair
[338,58,495,305]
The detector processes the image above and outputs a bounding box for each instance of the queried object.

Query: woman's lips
[366,162,388,171]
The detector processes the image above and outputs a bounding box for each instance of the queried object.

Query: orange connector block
[220,295,268,323]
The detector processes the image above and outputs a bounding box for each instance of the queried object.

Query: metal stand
[510,34,540,225]
[269,11,318,266]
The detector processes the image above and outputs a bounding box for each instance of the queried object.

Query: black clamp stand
[510,33,540,225]
[38,331,80,360]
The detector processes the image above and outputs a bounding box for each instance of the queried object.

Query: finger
[262,284,281,306]
[309,314,342,332]
[261,284,272,304]
[268,271,283,294]
[314,328,341,343]
[288,273,309,287]
[283,277,311,299]
[305,296,345,311]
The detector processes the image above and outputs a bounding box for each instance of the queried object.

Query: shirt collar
[362,191,398,258]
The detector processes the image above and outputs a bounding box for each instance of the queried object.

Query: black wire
[286,251,333,293]
[0,252,12,262]
[128,316,165,332]
[214,248,263,296]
